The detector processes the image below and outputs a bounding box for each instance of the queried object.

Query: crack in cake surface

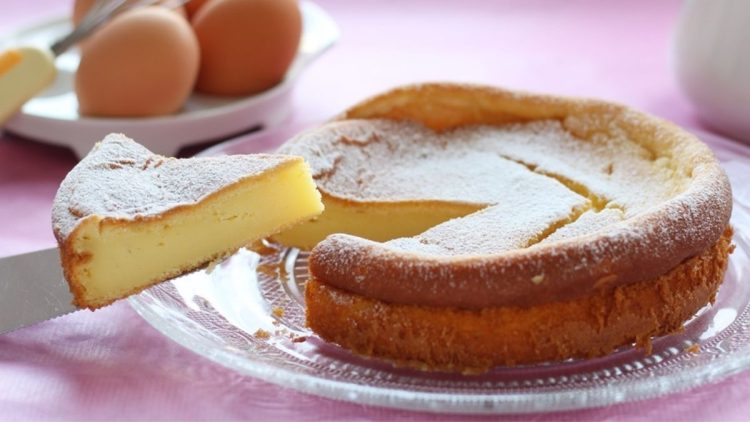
[498,154,611,211]
[494,154,628,246]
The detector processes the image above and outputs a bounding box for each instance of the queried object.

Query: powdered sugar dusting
[386,170,587,255]
[52,134,294,239]
[282,119,686,256]
[541,208,625,244]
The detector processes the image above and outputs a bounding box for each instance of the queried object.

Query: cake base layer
[305,227,734,372]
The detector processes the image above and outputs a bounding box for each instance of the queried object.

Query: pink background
[2,0,749,420]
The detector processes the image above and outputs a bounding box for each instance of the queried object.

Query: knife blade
[0,247,77,335]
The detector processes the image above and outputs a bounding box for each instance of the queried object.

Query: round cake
[274,83,734,372]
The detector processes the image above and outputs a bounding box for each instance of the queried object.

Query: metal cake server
[0,247,77,335]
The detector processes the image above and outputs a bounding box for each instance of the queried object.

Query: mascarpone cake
[275,83,733,371]
[52,134,323,309]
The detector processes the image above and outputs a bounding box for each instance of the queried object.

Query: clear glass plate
[129,128,750,414]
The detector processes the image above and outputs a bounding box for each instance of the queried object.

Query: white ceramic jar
[674,0,750,142]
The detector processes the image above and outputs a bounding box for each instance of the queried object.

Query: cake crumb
[253,329,271,340]
[635,335,653,355]
[249,239,279,256]
[272,307,285,318]
[686,343,700,354]
[531,274,544,285]
[205,258,220,274]
[594,274,618,290]
[256,264,276,277]
[292,336,307,343]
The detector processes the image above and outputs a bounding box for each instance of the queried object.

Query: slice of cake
[52,134,323,309]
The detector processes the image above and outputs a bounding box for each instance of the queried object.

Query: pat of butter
[0,47,56,124]
[0,50,22,76]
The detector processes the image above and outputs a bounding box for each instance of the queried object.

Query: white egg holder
[0,1,339,158]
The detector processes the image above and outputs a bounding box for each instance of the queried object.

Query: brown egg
[185,0,212,18]
[75,7,200,117]
[72,0,97,26]
[72,0,188,51]
[72,0,187,26]
[192,0,302,96]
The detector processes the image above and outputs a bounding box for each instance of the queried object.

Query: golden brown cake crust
[305,83,733,309]
[306,227,734,372]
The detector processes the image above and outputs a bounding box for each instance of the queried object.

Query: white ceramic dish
[0,1,339,158]
[128,127,750,414]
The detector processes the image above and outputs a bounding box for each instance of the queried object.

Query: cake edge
[306,226,734,372]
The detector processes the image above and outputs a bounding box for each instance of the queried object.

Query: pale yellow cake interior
[68,161,323,307]
[272,197,481,250]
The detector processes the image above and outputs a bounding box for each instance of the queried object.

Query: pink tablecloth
[2,1,749,420]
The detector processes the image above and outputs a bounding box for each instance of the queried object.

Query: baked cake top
[52,134,296,242]
[281,118,687,255]
[289,83,732,309]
